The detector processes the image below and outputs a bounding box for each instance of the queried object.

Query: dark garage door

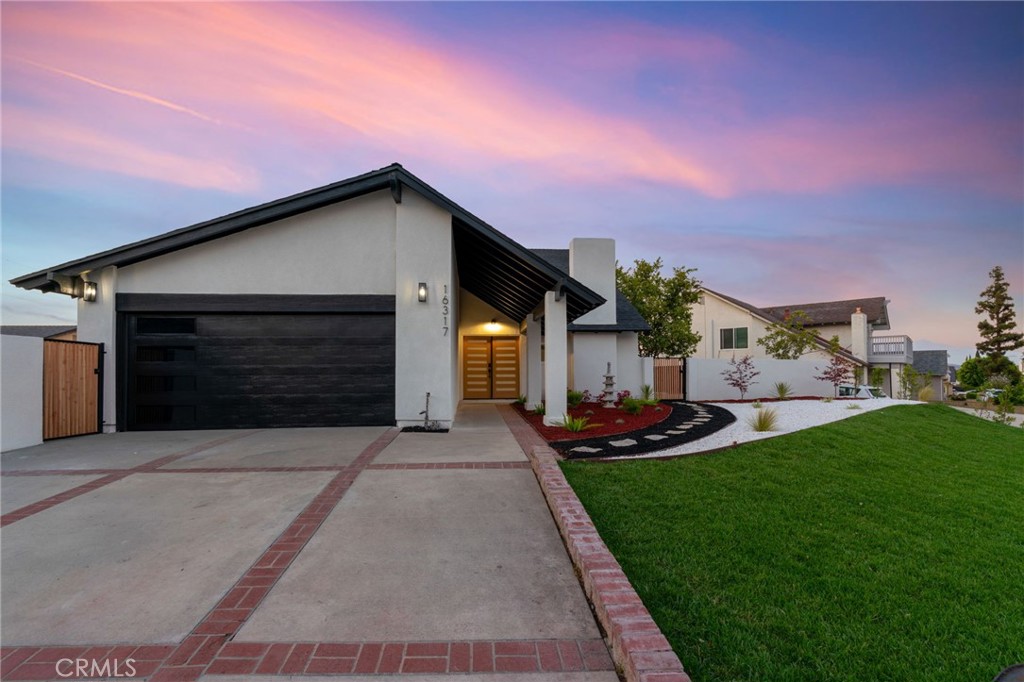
[125,312,395,430]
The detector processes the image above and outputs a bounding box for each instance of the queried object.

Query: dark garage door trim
[116,294,396,431]
[116,293,395,314]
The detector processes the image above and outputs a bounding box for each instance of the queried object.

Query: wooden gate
[654,357,685,400]
[43,340,102,440]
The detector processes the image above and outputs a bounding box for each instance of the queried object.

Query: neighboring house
[912,350,950,401]
[691,287,916,398]
[9,164,650,432]
[692,288,868,367]
[1,325,77,341]
[947,364,959,386]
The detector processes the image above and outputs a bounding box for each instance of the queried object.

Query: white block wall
[616,332,651,395]
[1,335,43,451]
[687,357,847,401]
[572,334,617,397]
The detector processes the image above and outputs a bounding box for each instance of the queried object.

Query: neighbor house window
[720,327,748,350]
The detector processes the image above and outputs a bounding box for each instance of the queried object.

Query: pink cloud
[719,93,1023,198]
[3,106,259,192]
[2,3,1020,201]
[0,3,730,197]
[14,57,227,126]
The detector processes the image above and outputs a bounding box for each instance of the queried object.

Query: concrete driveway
[0,405,614,682]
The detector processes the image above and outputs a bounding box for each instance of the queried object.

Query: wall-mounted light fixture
[417,282,428,303]
[82,280,98,302]
[485,318,501,332]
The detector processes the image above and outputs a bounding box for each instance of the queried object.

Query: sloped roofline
[701,286,867,366]
[760,296,890,330]
[9,163,605,318]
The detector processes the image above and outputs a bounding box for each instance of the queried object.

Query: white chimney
[851,306,869,363]
[568,238,617,325]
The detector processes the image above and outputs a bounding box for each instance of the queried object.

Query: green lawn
[561,405,1023,682]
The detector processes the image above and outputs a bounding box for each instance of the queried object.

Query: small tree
[815,355,854,397]
[616,258,702,358]
[870,367,887,388]
[721,355,760,399]
[975,265,1024,358]
[957,356,986,388]
[897,364,923,400]
[757,310,840,359]
[979,355,1023,387]
[959,354,1022,389]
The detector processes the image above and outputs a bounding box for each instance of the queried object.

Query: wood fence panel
[654,358,685,400]
[43,340,101,440]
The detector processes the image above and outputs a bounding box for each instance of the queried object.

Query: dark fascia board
[11,164,606,318]
[407,175,605,314]
[567,324,650,332]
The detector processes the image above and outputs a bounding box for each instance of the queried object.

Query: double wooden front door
[463,336,520,399]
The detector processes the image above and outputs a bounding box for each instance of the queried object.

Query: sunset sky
[2,2,1022,365]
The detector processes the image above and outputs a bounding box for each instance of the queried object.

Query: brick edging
[1,638,612,680]
[527,445,693,682]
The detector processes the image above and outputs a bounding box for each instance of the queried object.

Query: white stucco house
[10,164,652,432]
[689,287,917,398]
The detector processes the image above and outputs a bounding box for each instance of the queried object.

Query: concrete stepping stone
[570,446,603,454]
[609,438,638,447]
[644,434,668,441]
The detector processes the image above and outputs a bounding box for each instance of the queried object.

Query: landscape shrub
[620,397,644,415]
[774,382,793,400]
[559,414,591,432]
[567,390,585,409]
[747,406,779,432]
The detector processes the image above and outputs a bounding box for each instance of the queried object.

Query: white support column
[543,290,568,426]
[526,315,543,409]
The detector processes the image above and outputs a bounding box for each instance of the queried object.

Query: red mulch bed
[512,401,673,442]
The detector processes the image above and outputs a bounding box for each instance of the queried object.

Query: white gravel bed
[609,397,921,460]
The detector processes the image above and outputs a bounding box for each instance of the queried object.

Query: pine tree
[975,265,1024,357]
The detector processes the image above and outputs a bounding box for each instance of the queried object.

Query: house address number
[442,284,449,336]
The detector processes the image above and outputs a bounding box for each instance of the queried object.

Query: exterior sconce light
[485,318,500,332]
[417,282,428,303]
[82,281,98,302]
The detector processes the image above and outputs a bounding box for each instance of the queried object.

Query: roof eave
[10,164,605,320]
[10,168,398,290]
